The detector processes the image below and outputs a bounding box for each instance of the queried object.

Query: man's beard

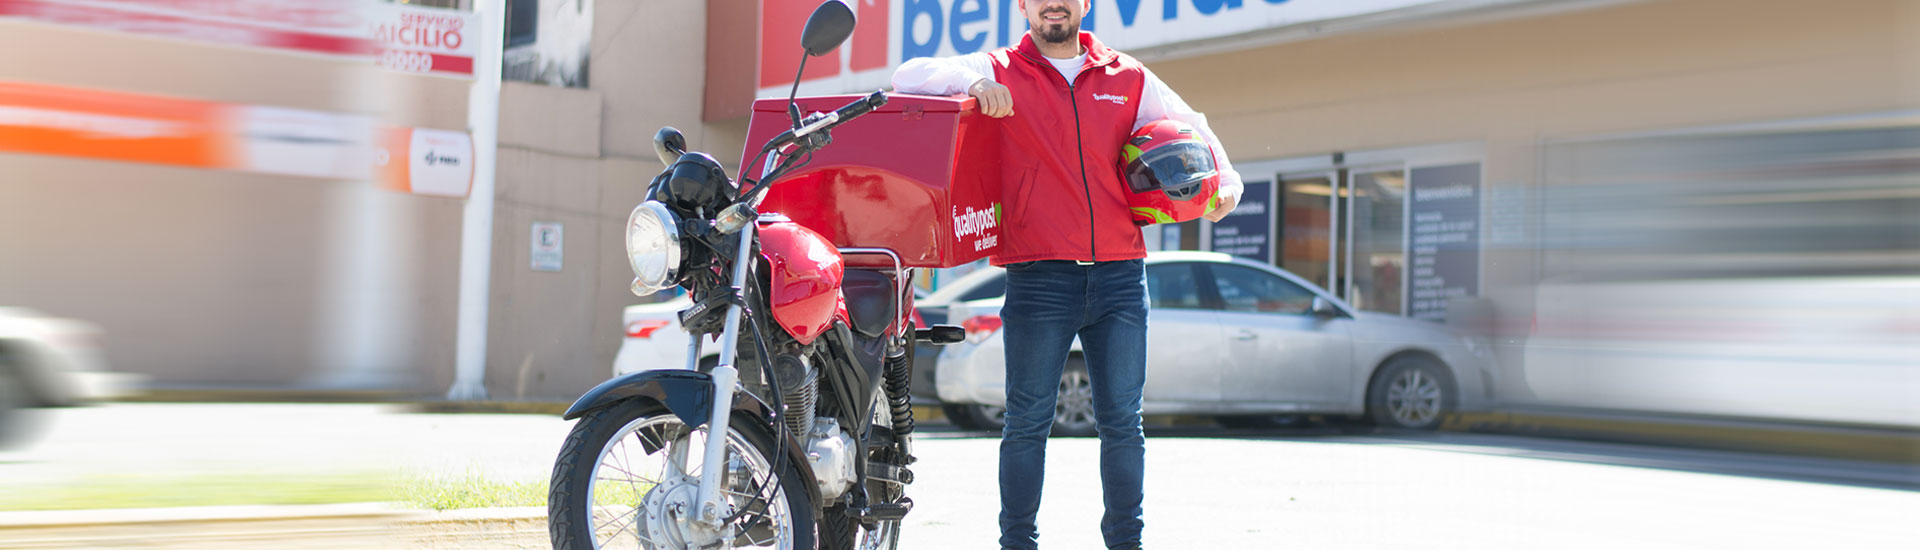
[1036,15,1078,44]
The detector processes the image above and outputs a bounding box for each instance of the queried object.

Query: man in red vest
[894,1,1243,548]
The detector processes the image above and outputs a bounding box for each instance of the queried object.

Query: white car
[932,252,1493,434]
[612,295,699,376]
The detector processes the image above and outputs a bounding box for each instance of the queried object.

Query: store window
[1233,143,1483,320]
[503,0,592,88]
[505,0,538,48]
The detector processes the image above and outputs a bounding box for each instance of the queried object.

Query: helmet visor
[1124,141,1217,199]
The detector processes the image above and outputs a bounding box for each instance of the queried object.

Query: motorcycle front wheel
[549,399,814,549]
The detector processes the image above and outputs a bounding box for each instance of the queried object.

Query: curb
[407,400,570,415]
[0,503,402,530]
[0,503,550,530]
[0,503,550,549]
[1446,409,1920,464]
[117,388,419,404]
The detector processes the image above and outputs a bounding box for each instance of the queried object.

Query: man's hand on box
[1204,192,1239,223]
[969,79,1014,118]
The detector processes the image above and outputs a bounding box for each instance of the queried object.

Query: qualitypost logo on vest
[952,202,1003,252]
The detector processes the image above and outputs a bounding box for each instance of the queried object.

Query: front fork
[691,218,758,528]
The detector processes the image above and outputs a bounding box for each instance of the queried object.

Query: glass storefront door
[1277,172,1337,290]
[1347,168,1407,315]
[1275,169,1407,315]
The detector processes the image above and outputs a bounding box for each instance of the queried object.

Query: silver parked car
[930,252,1492,434]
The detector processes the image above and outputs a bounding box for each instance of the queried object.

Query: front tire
[549,399,814,549]
[1366,356,1455,430]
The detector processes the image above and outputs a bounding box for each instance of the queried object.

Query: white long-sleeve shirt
[892,51,1245,202]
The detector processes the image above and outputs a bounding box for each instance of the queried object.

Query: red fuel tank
[745,94,1003,268]
[757,219,848,345]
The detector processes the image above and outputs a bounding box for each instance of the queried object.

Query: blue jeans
[998,259,1148,550]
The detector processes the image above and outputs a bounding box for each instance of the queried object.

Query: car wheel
[1051,361,1097,437]
[1214,414,1308,430]
[1366,356,1454,430]
[941,403,1005,432]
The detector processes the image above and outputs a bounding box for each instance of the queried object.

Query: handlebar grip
[833,91,888,122]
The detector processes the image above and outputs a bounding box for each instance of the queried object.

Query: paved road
[2,404,1915,549]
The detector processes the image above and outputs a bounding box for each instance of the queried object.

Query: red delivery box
[743,93,1003,268]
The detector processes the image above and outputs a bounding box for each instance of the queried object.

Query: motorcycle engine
[772,354,816,439]
[805,417,858,500]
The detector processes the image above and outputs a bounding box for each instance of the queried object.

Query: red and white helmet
[1120,120,1222,226]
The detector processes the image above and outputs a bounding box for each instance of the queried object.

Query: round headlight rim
[627,200,683,296]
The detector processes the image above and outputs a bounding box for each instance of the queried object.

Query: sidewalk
[2,401,1915,549]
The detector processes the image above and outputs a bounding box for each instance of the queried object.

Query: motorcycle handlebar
[741,91,890,203]
[765,91,888,152]
[831,90,888,125]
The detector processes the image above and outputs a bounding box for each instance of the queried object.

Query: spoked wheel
[1366,356,1454,430]
[549,399,814,549]
[1052,362,1097,437]
[822,389,905,550]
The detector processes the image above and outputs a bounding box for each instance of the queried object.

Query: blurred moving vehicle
[0,308,142,445]
[931,252,1493,434]
[1504,120,1920,429]
[0,308,140,408]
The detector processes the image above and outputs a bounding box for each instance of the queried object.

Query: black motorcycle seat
[842,269,896,338]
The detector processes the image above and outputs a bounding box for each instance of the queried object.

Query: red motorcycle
[546,2,1000,548]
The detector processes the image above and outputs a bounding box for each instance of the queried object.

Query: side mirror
[653,127,687,167]
[1311,297,1342,318]
[800,1,856,57]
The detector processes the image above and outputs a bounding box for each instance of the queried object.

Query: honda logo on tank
[754,0,1462,97]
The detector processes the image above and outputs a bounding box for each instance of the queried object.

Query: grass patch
[0,472,396,512]
[397,473,652,511]
[400,473,548,511]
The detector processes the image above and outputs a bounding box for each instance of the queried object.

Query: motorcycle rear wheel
[549,399,814,549]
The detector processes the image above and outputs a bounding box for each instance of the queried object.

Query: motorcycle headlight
[626,201,682,296]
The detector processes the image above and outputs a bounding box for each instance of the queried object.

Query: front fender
[565,369,718,424]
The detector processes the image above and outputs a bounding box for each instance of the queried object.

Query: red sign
[0,0,373,56]
[367,3,478,77]
[0,0,477,77]
[758,0,890,90]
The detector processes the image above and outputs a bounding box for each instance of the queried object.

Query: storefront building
[4,0,1912,407]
